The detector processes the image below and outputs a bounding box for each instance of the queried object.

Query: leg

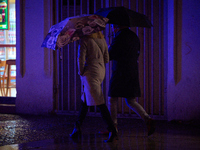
[76,100,89,126]
[97,104,118,142]
[125,97,155,136]
[98,97,118,135]
[125,97,150,122]
[97,104,115,131]
[108,97,118,126]
[70,101,89,138]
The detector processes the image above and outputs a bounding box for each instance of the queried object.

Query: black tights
[76,101,115,132]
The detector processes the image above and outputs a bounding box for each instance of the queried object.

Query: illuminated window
[0,0,16,97]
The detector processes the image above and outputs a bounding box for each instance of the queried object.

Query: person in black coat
[107,24,155,136]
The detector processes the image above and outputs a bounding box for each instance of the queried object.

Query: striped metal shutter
[55,0,167,120]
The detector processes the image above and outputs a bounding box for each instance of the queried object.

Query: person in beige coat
[78,32,108,106]
[70,31,117,142]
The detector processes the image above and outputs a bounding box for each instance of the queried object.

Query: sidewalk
[0,113,200,150]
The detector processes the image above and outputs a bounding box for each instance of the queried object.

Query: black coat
[108,28,141,97]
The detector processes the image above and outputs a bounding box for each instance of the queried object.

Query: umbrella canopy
[41,14,109,50]
[95,6,152,28]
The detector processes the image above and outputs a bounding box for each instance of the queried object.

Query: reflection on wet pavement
[0,114,200,149]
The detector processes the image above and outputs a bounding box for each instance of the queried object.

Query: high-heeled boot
[104,127,118,142]
[147,118,155,136]
[70,122,81,138]
[70,101,88,138]
[98,124,118,135]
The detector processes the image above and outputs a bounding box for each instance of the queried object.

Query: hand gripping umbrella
[41,14,109,50]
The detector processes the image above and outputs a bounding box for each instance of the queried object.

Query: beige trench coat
[77,36,109,106]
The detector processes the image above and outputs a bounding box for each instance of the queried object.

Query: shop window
[0,0,16,97]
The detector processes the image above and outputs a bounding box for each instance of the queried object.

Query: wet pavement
[0,113,200,150]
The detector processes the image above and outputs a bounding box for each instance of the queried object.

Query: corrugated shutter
[56,0,167,120]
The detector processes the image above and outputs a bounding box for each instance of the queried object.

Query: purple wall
[167,0,200,121]
[16,0,54,114]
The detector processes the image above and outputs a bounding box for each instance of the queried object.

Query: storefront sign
[0,0,8,30]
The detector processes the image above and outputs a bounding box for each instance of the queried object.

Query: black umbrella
[95,6,152,28]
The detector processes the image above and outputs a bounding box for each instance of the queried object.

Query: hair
[87,31,104,39]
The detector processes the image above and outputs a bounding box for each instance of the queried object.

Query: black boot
[104,127,118,142]
[70,122,81,138]
[70,101,88,138]
[147,118,155,136]
[97,104,119,142]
